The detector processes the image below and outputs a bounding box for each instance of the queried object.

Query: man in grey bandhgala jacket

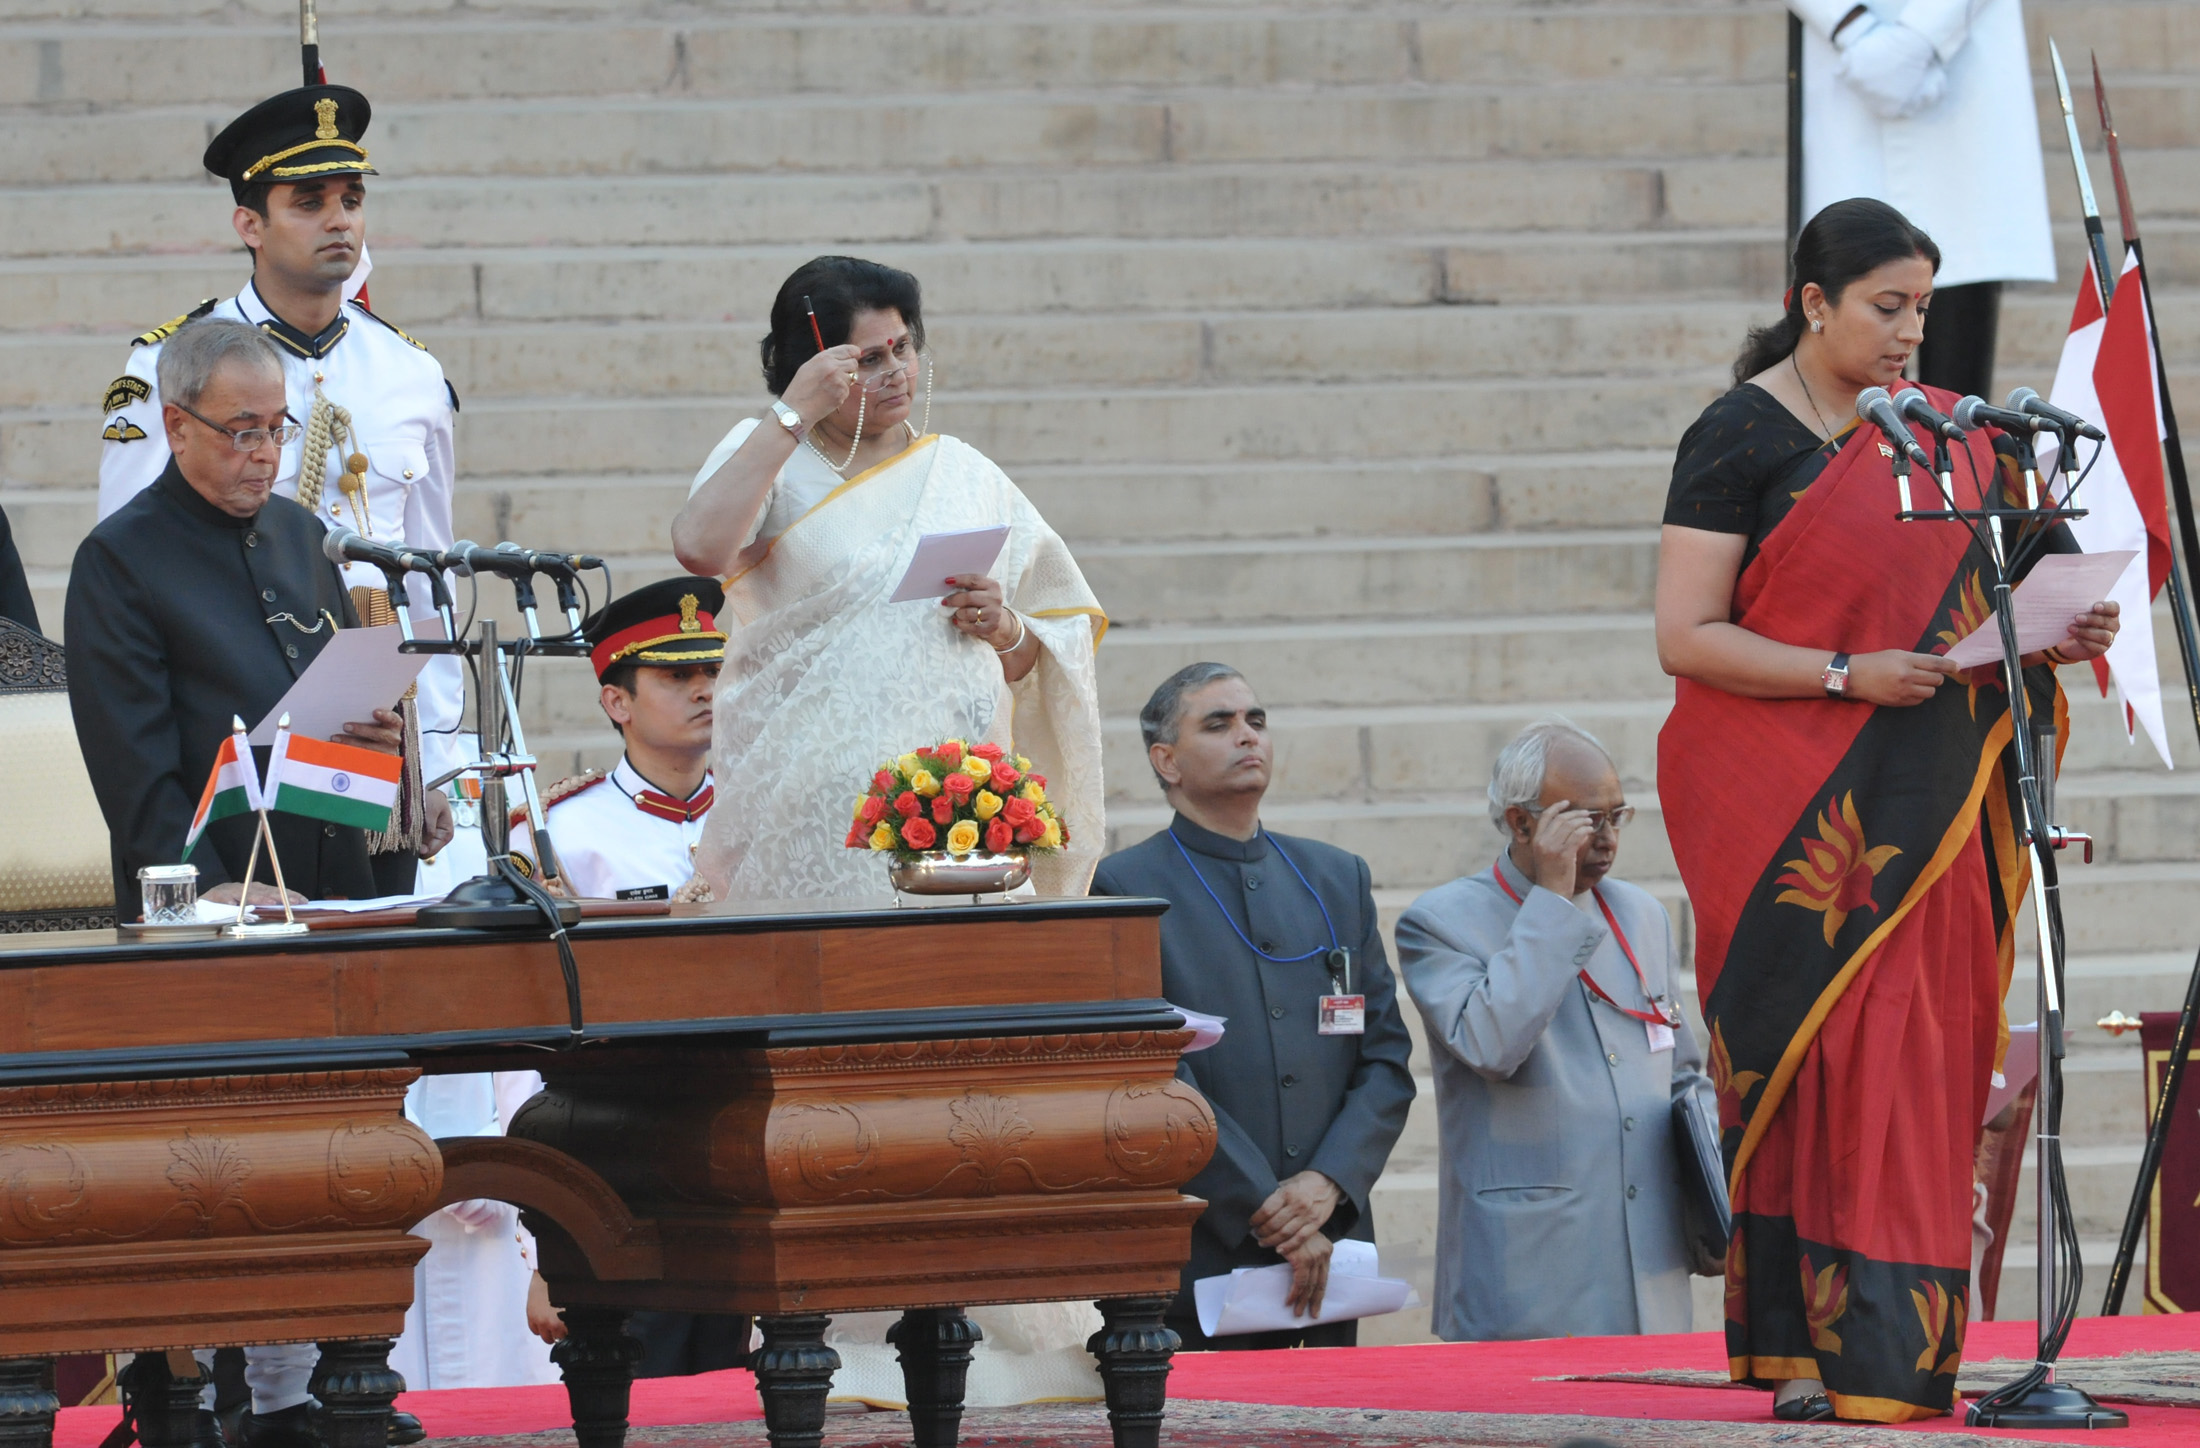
[1092,663,1414,1350]
[1397,720,1716,1342]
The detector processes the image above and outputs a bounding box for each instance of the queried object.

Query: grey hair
[156,319,283,411]
[1138,661,1245,790]
[1487,718,1615,836]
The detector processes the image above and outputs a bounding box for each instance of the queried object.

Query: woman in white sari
[669,256,1109,1407]
[672,255,1105,903]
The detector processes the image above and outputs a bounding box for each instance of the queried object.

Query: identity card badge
[1646,997,1679,1054]
[1319,994,1366,1035]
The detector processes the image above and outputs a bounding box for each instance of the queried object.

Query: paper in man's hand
[890,526,1011,603]
[1940,550,2135,671]
[249,624,430,745]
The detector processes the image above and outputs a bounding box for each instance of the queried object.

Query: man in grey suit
[1091,662,1414,1351]
[1397,719,1717,1342]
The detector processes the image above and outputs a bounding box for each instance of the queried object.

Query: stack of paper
[1193,1239,1418,1337]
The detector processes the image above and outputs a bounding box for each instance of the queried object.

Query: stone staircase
[3,0,2198,1347]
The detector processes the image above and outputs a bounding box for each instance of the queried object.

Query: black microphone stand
[1900,443,2123,1427]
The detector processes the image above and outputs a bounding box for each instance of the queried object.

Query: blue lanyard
[1167,827,1343,974]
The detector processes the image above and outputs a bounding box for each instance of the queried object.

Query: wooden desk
[0,897,1213,1448]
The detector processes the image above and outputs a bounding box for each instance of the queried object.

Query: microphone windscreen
[1855,385,1891,413]
[2006,386,2042,411]
[323,528,358,565]
[1953,395,1989,431]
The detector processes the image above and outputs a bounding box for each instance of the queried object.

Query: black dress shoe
[386,1411,424,1447]
[194,1408,231,1448]
[239,1404,319,1448]
[1773,1391,1835,1422]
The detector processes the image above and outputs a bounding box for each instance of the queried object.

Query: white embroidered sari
[687,423,1107,901]
[686,423,1112,1402]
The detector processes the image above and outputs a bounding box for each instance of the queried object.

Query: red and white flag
[2045,251,2174,766]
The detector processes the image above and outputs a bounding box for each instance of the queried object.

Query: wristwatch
[769,399,806,438]
[1823,652,1852,698]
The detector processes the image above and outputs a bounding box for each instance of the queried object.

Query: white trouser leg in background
[244,1343,318,1414]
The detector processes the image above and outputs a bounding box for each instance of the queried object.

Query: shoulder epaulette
[508,769,606,829]
[349,299,428,351]
[132,298,218,349]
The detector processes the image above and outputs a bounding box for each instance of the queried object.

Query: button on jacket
[1091,814,1415,1312]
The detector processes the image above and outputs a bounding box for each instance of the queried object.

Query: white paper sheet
[292,892,445,914]
[1170,1005,1227,1053]
[1941,550,2137,670]
[889,526,1011,603]
[248,624,431,744]
[1193,1238,1418,1337]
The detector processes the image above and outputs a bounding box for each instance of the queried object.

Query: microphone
[324,528,436,575]
[1856,387,1933,470]
[2008,386,2106,442]
[492,541,607,575]
[432,540,540,579]
[1953,394,2040,434]
[1894,387,1964,442]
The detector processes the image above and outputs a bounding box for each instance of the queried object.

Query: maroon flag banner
[2139,1012,2200,1312]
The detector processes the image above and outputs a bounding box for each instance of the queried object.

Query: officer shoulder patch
[507,768,606,830]
[102,417,148,444]
[350,299,429,351]
[131,298,218,349]
[102,376,150,415]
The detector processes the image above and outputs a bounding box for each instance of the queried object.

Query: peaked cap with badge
[587,576,729,679]
[204,85,376,201]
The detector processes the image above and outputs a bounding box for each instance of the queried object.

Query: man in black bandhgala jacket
[65,319,396,914]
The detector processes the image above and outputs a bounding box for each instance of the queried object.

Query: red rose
[972,743,1005,762]
[985,817,1015,854]
[860,796,888,825]
[1015,820,1046,845]
[991,764,1022,790]
[894,790,922,818]
[1002,796,1037,828]
[901,817,937,850]
[916,744,935,757]
[931,795,954,826]
[1031,774,1048,789]
[938,740,964,766]
[943,771,975,800]
[845,825,865,848]
[873,769,895,793]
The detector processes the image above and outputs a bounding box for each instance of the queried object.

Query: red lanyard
[1491,865,1671,1026]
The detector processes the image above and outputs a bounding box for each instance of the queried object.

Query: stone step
[1,84,1786,188]
[0,158,1788,260]
[1077,530,1660,627]
[0,300,1783,411]
[4,371,1745,487]
[0,231,1796,338]
[1,8,1786,108]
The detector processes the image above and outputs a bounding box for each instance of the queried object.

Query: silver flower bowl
[886,850,1031,900]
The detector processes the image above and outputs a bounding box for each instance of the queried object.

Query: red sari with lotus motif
[1659,383,2062,1422]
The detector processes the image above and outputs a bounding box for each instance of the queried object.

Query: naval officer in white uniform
[95,83,459,891]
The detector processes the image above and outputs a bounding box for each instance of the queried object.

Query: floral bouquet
[847,739,1067,859]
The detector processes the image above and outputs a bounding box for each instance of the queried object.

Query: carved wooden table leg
[888,1308,980,1448]
[751,1314,838,1448]
[0,1359,58,1448]
[311,1340,403,1448]
[1086,1297,1178,1448]
[122,1353,215,1448]
[552,1309,643,1448]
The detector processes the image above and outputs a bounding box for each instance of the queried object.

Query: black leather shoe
[193,1408,230,1448]
[1773,1391,1836,1422]
[239,1404,319,1448]
[386,1411,424,1447]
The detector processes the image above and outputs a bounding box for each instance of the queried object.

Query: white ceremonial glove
[1837,16,1950,119]
[445,1197,510,1233]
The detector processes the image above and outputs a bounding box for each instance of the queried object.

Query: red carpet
[51,1316,2200,1446]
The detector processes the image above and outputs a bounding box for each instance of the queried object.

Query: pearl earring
[1810,319,1823,332]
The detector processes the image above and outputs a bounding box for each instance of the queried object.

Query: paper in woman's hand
[1940,550,2135,671]
[890,526,1010,602]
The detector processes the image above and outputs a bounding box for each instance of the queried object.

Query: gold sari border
[1028,604,1111,648]
[1728,709,2015,1194]
[724,433,941,590]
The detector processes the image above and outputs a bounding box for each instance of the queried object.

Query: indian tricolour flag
[183,719,264,859]
[266,726,400,831]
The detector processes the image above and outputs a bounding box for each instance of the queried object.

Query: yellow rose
[868,822,896,851]
[945,819,981,855]
[1015,755,1032,773]
[896,752,921,777]
[912,769,941,797]
[962,756,993,784]
[1020,780,1047,804]
[854,796,872,822]
[973,790,1003,820]
[1040,816,1063,849]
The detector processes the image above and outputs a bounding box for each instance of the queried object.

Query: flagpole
[232,815,264,932]
[2090,56,2200,1317]
[227,712,309,938]
[2051,41,2118,311]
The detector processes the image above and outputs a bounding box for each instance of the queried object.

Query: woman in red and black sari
[1656,199,2121,1423]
